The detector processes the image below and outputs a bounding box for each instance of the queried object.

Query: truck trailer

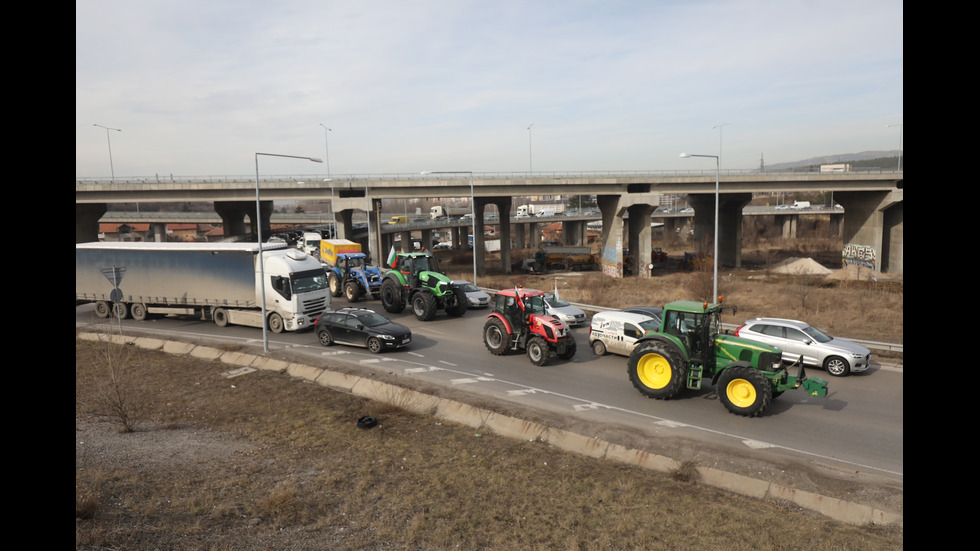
[75,242,331,333]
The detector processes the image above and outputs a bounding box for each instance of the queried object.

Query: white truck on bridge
[516,203,565,217]
[75,242,331,333]
[430,205,472,219]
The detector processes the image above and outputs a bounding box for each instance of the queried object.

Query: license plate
[402,337,411,344]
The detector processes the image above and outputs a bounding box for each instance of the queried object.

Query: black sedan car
[622,306,663,327]
[314,307,412,353]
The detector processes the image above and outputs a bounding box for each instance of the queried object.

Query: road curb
[77,331,902,528]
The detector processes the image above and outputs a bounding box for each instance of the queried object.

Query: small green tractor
[380,251,468,321]
[626,300,828,417]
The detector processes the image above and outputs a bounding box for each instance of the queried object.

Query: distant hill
[766,151,903,171]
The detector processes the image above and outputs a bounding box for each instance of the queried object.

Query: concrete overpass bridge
[76,170,903,276]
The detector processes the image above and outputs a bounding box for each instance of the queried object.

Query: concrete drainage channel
[78,331,902,528]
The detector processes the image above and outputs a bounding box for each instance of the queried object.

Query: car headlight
[378,334,395,340]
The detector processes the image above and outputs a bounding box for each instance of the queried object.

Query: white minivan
[588,311,661,357]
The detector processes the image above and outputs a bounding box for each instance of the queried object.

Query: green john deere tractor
[380,251,468,321]
[626,300,828,417]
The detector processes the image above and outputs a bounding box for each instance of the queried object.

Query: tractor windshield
[522,294,546,314]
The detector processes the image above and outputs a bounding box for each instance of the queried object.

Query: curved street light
[93,123,122,181]
[680,152,720,304]
[255,152,323,353]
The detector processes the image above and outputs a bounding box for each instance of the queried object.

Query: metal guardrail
[479,288,902,356]
[75,167,903,184]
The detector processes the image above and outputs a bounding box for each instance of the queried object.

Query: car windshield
[545,294,571,308]
[801,325,832,343]
[639,319,660,332]
[355,312,392,327]
[460,283,480,292]
[292,269,329,293]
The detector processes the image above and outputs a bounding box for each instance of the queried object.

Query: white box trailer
[75,242,330,332]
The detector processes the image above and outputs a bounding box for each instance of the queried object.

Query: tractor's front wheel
[527,337,550,366]
[345,281,362,302]
[627,341,687,399]
[445,288,468,317]
[328,273,343,297]
[556,336,577,360]
[412,292,437,321]
[380,279,405,313]
[483,318,509,355]
[718,367,772,417]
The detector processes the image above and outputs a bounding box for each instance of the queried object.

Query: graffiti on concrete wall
[842,243,877,269]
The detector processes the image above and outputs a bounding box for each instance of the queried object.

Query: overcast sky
[76,1,903,178]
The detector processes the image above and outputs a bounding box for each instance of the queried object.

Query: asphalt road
[76,298,903,487]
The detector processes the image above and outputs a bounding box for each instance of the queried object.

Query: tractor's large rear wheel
[380,279,405,313]
[412,292,437,321]
[627,341,687,399]
[718,367,772,417]
[527,337,550,366]
[483,318,509,356]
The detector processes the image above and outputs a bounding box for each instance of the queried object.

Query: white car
[543,293,587,326]
[453,281,490,308]
[735,318,872,376]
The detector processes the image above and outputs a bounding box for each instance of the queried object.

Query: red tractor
[483,287,577,365]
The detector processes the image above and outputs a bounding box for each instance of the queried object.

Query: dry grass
[76,337,902,550]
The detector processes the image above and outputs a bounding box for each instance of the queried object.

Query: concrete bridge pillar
[214,200,272,240]
[687,193,752,269]
[490,197,513,273]
[835,190,903,274]
[150,223,167,242]
[76,203,107,243]
[781,214,798,239]
[597,195,627,277]
[626,204,655,277]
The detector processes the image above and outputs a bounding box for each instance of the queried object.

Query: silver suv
[735,318,871,376]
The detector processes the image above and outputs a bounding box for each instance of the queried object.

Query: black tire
[213,307,229,327]
[527,337,550,366]
[345,281,362,303]
[717,366,773,417]
[268,312,284,334]
[445,288,468,317]
[381,279,405,313]
[627,341,687,400]
[412,292,437,321]
[823,355,851,377]
[483,318,510,355]
[367,337,382,354]
[557,336,577,360]
[317,328,334,346]
[328,273,343,297]
[112,302,129,320]
[592,340,606,356]
[130,303,148,321]
[94,301,111,318]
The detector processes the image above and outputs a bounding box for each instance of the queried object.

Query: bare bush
[77,334,149,433]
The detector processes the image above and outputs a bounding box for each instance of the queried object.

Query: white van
[790,201,811,210]
[588,311,661,357]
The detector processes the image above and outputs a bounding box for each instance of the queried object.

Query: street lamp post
[422,171,476,285]
[255,152,323,353]
[713,121,733,169]
[319,123,332,177]
[679,152,720,304]
[93,123,122,181]
[527,123,534,175]
[886,123,903,171]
